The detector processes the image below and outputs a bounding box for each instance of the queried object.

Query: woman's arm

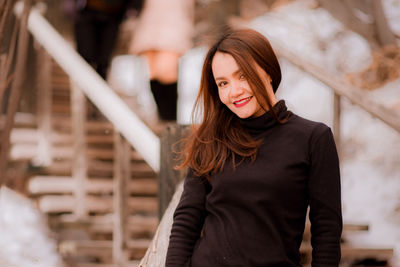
[166,169,209,266]
[308,125,342,267]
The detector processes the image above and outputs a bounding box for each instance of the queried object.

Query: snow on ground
[383,0,400,40]
[0,186,63,267]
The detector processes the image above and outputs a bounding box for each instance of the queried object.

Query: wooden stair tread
[50,214,158,228]
[0,112,37,129]
[37,194,158,214]
[59,240,149,263]
[75,262,139,267]
[25,53,157,265]
[64,239,151,249]
[10,129,116,144]
[300,243,394,259]
[29,175,157,195]
[52,118,114,133]
[49,214,157,238]
[302,222,369,242]
[37,160,155,177]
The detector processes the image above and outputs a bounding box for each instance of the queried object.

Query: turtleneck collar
[238,100,290,137]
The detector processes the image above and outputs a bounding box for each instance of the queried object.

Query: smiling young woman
[212,51,275,119]
[166,28,342,267]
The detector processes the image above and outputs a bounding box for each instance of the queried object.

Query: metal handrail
[14,2,160,172]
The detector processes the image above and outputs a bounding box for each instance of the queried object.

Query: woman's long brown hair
[177,28,282,179]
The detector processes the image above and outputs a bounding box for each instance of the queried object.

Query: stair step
[60,239,150,262]
[49,214,158,237]
[10,128,39,144]
[52,118,114,133]
[300,243,393,260]
[28,55,156,266]
[40,160,155,177]
[38,195,158,215]
[52,104,71,114]
[302,222,369,241]
[0,112,36,129]
[11,129,115,145]
[29,176,157,196]
[75,262,139,267]
[11,144,147,162]
[10,145,116,161]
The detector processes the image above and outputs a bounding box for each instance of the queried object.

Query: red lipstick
[233,96,252,107]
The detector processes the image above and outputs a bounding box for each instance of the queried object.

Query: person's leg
[146,51,180,121]
[96,15,121,79]
[75,10,102,120]
[149,79,177,121]
[74,9,97,66]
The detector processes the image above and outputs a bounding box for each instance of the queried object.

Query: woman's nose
[229,81,244,97]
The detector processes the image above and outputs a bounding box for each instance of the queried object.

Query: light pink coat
[129,0,194,55]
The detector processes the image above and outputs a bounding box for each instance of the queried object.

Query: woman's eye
[218,81,227,87]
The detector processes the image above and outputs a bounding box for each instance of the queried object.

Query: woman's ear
[267,74,272,85]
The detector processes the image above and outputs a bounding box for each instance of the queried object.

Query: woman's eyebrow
[214,69,241,81]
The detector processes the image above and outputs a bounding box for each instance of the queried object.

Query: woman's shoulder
[285,113,332,140]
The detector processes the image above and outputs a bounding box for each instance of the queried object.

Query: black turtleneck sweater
[166,100,342,267]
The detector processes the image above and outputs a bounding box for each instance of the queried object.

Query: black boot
[150,79,178,121]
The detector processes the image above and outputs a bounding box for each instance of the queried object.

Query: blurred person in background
[72,0,144,79]
[129,0,194,122]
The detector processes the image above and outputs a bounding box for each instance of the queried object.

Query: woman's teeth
[234,96,252,105]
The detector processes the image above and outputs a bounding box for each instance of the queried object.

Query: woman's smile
[212,52,267,118]
[233,96,253,107]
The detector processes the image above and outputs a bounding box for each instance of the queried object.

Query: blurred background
[1,0,400,266]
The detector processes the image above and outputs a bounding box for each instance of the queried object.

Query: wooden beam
[113,133,131,265]
[372,0,397,46]
[333,93,341,155]
[0,0,31,185]
[34,45,52,166]
[0,17,18,104]
[0,0,16,46]
[70,81,87,218]
[159,124,188,219]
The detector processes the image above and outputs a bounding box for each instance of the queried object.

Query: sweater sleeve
[308,125,342,267]
[166,169,209,266]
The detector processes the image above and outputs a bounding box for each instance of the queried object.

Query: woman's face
[212,52,270,119]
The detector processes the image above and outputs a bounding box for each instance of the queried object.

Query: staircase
[7,58,396,266]
[9,58,159,266]
[300,223,394,266]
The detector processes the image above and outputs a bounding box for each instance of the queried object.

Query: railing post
[34,45,52,166]
[159,124,188,220]
[113,132,130,266]
[0,0,31,185]
[333,92,341,155]
[70,82,87,219]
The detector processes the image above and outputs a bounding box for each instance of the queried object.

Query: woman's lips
[233,96,252,107]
